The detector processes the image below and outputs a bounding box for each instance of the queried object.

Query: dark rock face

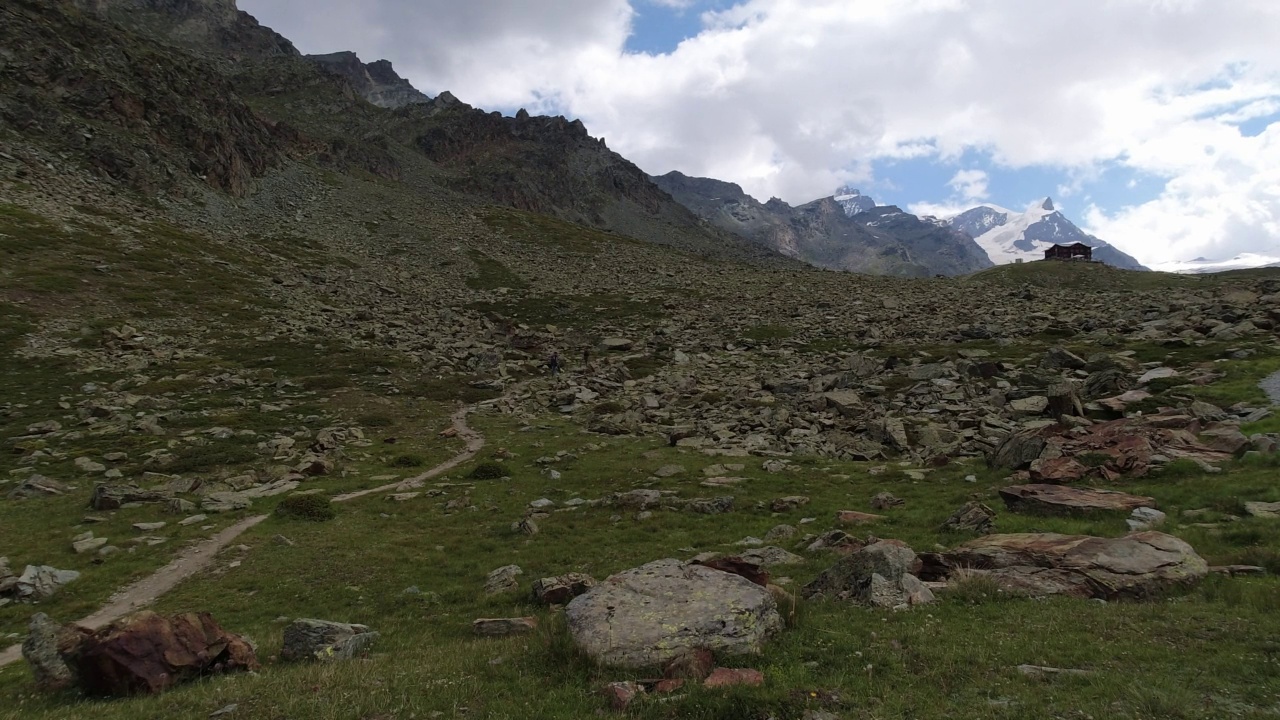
[308,52,431,109]
[57,611,259,696]
[651,173,992,277]
[2,0,299,196]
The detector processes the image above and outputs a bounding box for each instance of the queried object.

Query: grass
[468,293,668,329]
[3,412,1279,719]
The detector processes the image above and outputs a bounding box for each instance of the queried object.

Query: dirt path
[0,406,484,669]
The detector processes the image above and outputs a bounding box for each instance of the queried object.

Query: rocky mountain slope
[948,198,1147,270]
[307,52,431,109]
[652,172,993,277]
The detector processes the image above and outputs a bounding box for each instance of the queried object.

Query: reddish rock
[601,681,642,711]
[836,510,885,525]
[693,557,769,587]
[59,611,258,697]
[704,668,765,688]
[1028,457,1088,484]
[999,484,1156,515]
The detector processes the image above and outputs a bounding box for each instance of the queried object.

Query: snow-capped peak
[947,198,1146,270]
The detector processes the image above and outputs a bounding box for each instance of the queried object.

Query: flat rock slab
[999,484,1156,515]
[566,559,783,668]
[1244,501,1280,519]
[927,532,1207,600]
[473,618,537,636]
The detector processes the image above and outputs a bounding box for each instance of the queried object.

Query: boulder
[59,611,258,696]
[7,475,68,499]
[484,565,523,595]
[1029,457,1088,483]
[988,432,1046,470]
[941,502,996,534]
[565,559,783,668]
[999,484,1157,515]
[22,613,78,691]
[15,565,80,602]
[90,484,167,510]
[738,546,805,567]
[926,532,1208,600]
[600,338,634,352]
[1244,501,1280,519]
[802,541,934,608]
[280,619,378,662]
[532,573,596,605]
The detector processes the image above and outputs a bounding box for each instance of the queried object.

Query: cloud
[238,0,1280,264]
[948,170,989,202]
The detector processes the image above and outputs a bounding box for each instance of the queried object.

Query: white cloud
[239,0,1280,265]
[948,170,989,202]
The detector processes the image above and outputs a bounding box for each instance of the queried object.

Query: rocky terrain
[1,1,1279,719]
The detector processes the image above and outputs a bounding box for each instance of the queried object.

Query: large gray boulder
[926,532,1207,600]
[280,619,379,662]
[565,559,783,668]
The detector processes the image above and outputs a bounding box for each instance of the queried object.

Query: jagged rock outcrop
[308,52,431,109]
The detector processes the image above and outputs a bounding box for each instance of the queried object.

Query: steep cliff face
[652,172,994,277]
[71,0,298,58]
[307,52,431,109]
[2,0,300,196]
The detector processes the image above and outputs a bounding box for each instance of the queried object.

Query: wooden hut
[1044,243,1092,261]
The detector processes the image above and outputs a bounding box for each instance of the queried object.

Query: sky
[239,0,1280,268]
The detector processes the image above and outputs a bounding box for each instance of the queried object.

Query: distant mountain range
[650,173,992,277]
[945,198,1147,270]
[1153,253,1280,274]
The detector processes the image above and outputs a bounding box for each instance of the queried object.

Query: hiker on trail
[548,351,561,376]
[582,349,590,370]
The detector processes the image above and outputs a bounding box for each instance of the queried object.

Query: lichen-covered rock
[927,532,1208,600]
[566,559,783,668]
[280,619,378,662]
[22,613,78,691]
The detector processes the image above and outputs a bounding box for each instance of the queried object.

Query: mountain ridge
[651,172,993,277]
[947,199,1147,270]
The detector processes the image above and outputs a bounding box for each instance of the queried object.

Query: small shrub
[591,401,625,415]
[945,570,1007,605]
[275,494,336,522]
[391,453,425,468]
[1076,452,1111,468]
[470,461,510,480]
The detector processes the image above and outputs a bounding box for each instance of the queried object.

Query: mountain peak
[1040,197,1055,212]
